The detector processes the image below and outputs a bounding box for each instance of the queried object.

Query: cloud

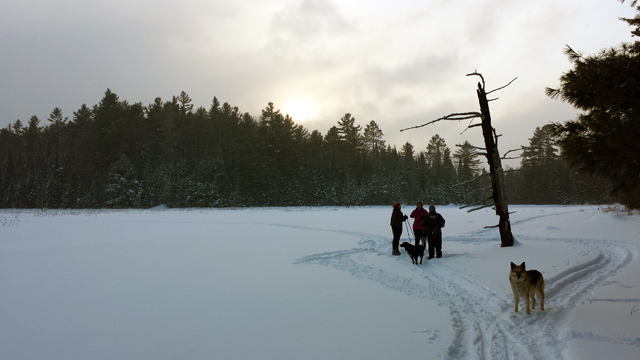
[270,0,352,43]
[1,0,638,171]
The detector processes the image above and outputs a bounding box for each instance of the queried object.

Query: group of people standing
[390,202,445,259]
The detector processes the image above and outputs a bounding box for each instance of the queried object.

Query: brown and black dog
[509,262,545,315]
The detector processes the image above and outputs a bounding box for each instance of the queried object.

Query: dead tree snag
[401,71,515,247]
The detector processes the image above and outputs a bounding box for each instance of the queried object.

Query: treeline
[504,124,612,205]
[0,90,612,209]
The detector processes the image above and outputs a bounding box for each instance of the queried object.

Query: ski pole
[405,218,414,241]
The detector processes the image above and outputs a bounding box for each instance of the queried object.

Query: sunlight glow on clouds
[1,0,638,165]
[283,96,316,121]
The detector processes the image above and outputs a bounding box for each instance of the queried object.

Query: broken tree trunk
[475,81,514,247]
[399,72,517,247]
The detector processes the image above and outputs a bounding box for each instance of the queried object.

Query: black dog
[399,242,425,264]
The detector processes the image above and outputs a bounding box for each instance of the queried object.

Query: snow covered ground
[1,205,639,360]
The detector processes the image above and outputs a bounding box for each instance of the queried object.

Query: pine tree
[546,5,640,208]
[337,113,362,149]
[453,141,483,204]
[453,141,482,180]
[520,125,562,204]
[424,134,455,204]
[24,116,45,207]
[400,142,420,203]
[363,120,385,156]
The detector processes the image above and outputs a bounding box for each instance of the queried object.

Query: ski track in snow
[293,212,636,360]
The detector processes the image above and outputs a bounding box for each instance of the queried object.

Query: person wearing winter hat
[421,204,446,259]
[390,202,408,255]
[410,202,428,246]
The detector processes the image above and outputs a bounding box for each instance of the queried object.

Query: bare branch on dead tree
[492,128,501,144]
[471,204,496,213]
[451,172,489,188]
[466,71,517,96]
[486,77,518,95]
[399,112,483,132]
[460,198,494,210]
[460,194,493,206]
[459,122,483,135]
[459,115,484,135]
[455,143,485,151]
[501,148,522,160]
[466,71,486,90]
[502,148,522,158]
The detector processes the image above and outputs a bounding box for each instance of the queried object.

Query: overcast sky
[1,0,637,167]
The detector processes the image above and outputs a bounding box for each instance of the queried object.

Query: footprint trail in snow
[295,211,635,360]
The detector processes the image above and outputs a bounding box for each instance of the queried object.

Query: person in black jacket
[421,205,445,259]
[390,202,408,255]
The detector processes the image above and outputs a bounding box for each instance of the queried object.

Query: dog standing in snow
[400,242,425,264]
[509,262,545,315]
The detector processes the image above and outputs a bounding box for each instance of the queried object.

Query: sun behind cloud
[282,97,315,121]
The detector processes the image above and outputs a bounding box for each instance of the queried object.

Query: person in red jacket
[410,202,428,246]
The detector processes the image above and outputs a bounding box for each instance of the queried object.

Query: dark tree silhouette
[401,72,516,247]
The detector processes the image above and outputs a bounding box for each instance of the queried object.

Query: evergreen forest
[0,90,612,209]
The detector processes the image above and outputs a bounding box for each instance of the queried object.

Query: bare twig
[470,204,495,213]
[466,71,517,96]
[460,122,483,135]
[460,197,494,209]
[466,71,485,90]
[486,77,518,95]
[483,224,500,228]
[451,173,489,187]
[502,148,522,158]
[459,115,483,135]
[400,112,483,132]
[455,143,485,150]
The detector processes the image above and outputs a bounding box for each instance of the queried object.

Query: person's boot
[392,248,401,255]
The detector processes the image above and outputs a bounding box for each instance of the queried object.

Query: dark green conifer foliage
[0,89,616,208]
[546,4,640,208]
